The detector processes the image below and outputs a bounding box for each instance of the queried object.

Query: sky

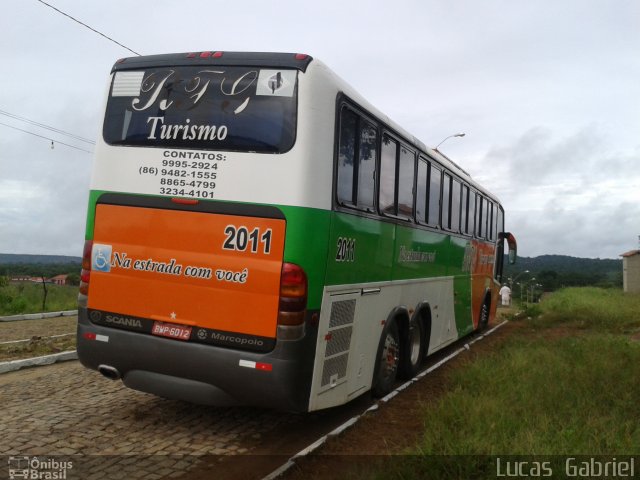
[0,0,638,259]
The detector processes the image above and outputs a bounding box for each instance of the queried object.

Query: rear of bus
[77,52,328,412]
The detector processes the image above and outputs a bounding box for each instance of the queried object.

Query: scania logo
[89,310,102,322]
[105,315,143,328]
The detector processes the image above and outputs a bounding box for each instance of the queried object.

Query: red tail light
[278,263,307,326]
[171,197,199,205]
[79,240,93,296]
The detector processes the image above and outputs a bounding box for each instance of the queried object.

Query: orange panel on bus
[88,204,285,339]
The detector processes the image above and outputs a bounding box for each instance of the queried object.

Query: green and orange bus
[77,51,517,412]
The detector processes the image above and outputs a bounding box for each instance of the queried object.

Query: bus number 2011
[335,237,356,262]
[223,226,272,254]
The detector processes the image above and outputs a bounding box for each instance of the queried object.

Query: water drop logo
[92,244,112,272]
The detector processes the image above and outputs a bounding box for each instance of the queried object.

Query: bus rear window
[103,66,298,153]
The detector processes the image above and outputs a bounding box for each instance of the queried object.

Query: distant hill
[508,254,621,275]
[0,253,81,278]
[504,254,622,289]
[0,253,82,264]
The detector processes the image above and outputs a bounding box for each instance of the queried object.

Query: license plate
[151,321,192,341]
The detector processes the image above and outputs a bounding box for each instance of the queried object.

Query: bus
[77,51,517,412]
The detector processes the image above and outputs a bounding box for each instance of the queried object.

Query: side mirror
[500,232,517,265]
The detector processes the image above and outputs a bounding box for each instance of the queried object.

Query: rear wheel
[398,317,425,379]
[478,301,490,332]
[371,320,400,397]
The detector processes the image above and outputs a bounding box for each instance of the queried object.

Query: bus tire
[398,316,425,380]
[371,319,400,398]
[478,299,490,332]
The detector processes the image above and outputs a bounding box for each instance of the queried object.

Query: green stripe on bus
[84,194,476,333]
[323,210,475,335]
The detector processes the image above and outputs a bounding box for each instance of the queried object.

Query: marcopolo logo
[92,244,112,273]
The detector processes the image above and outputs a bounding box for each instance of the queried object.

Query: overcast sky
[1,0,638,259]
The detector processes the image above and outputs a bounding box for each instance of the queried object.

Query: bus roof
[112,51,314,73]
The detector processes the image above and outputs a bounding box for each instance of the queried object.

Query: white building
[620,250,640,293]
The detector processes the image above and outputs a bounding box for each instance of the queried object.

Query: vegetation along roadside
[283,287,640,480]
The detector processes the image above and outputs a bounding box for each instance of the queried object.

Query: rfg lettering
[131,69,258,113]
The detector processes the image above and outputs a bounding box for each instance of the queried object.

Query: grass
[532,287,640,334]
[360,287,640,479]
[415,335,640,453]
[0,282,78,315]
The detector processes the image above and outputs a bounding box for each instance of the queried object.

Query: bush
[0,282,78,315]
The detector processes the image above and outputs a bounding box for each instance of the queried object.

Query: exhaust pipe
[98,364,121,380]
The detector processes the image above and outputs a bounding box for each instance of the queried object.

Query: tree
[66,273,80,286]
[41,275,48,311]
[537,270,559,291]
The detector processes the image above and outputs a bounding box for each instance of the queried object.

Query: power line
[0,110,95,145]
[0,121,93,154]
[34,0,141,56]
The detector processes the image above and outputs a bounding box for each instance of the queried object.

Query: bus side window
[451,178,461,233]
[357,121,377,211]
[491,202,498,241]
[427,164,441,227]
[397,145,415,218]
[461,184,469,235]
[475,194,483,238]
[337,107,358,206]
[336,106,378,212]
[379,136,397,215]
[416,158,428,223]
[442,173,452,229]
[467,189,476,236]
[484,199,490,240]
[379,137,415,218]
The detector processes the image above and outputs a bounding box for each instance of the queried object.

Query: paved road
[0,316,492,479]
[0,320,368,479]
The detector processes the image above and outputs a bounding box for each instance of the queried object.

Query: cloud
[0,132,91,256]
[477,126,640,258]
[1,0,638,260]
[509,198,640,259]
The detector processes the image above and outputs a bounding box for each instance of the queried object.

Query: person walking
[499,285,512,306]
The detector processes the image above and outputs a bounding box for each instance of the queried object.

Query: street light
[531,283,543,303]
[434,133,466,151]
[525,277,536,304]
[509,270,530,287]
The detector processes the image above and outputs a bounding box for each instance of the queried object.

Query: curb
[0,333,76,346]
[262,320,509,480]
[0,310,78,322]
[0,350,78,374]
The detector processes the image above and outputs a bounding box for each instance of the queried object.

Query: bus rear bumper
[76,308,317,412]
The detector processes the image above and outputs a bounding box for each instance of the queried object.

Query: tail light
[79,240,93,300]
[277,263,307,326]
